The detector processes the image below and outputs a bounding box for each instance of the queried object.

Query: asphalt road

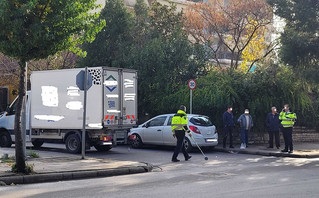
[1,143,319,198]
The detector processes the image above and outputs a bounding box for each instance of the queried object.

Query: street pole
[190,89,192,114]
[81,67,88,159]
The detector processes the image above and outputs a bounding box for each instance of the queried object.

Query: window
[167,116,173,126]
[148,116,167,127]
[0,88,8,112]
[7,97,18,115]
[190,116,213,126]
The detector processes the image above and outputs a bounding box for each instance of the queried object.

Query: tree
[268,0,319,67]
[0,0,105,173]
[77,1,209,121]
[133,0,150,49]
[149,2,184,40]
[239,19,272,73]
[79,0,134,68]
[185,0,274,71]
[133,2,209,118]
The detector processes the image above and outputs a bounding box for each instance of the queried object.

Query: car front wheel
[131,134,143,148]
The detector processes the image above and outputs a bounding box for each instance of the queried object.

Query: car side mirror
[144,122,150,128]
[5,106,11,115]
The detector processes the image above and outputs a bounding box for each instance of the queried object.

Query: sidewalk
[0,148,153,186]
[214,142,319,158]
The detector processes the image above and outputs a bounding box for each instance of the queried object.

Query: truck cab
[0,91,31,147]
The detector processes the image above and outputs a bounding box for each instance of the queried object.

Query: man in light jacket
[237,109,253,149]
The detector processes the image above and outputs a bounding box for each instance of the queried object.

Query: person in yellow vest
[171,105,192,162]
[279,104,297,153]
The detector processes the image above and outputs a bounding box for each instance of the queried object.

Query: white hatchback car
[129,114,218,152]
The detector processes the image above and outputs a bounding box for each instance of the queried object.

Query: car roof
[155,114,208,118]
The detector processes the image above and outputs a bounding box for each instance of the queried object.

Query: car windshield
[189,116,213,126]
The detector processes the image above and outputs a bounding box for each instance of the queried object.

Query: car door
[162,115,176,146]
[142,116,167,145]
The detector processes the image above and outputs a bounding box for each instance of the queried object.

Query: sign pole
[188,79,196,115]
[190,89,192,114]
[81,67,88,159]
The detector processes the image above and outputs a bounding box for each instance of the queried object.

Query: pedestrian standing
[237,109,253,149]
[266,107,280,149]
[222,106,235,148]
[279,104,297,153]
[171,105,192,162]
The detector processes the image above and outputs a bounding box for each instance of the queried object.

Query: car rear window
[189,116,213,126]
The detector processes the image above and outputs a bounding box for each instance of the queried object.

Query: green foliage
[11,162,34,174]
[78,1,209,121]
[79,0,134,67]
[0,0,105,61]
[130,2,209,118]
[28,150,39,158]
[268,0,319,67]
[0,155,15,164]
[133,0,150,48]
[149,2,184,40]
[163,65,317,131]
[0,0,105,173]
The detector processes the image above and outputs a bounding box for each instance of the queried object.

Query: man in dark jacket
[222,106,235,148]
[266,107,280,149]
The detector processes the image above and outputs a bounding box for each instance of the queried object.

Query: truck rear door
[103,68,137,128]
[122,70,137,126]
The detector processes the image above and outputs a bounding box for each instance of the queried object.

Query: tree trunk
[14,61,26,173]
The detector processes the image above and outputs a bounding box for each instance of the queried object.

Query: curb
[0,164,153,185]
[214,148,319,158]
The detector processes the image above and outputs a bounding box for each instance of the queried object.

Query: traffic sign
[188,79,196,90]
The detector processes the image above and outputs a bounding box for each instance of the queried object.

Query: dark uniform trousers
[172,130,190,160]
[282,127,293,151]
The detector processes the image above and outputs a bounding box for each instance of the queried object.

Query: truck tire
[131,134,143,148]
[65,134,81,154]
[94,145,112,152]
[0,131,12,148]
[184,137,193,152]
[32,140,44,148]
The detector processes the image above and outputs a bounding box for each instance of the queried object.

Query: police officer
[279,104,297,153]
[171,105,192,162]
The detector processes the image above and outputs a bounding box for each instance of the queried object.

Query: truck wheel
[131,134,143,148]
[32,140,44,148]
[184,138,193,152]
[65,134,81,154]
[0,131,12,148]
[94,145,112,152]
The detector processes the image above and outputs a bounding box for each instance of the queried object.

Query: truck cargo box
[30,67,137,130]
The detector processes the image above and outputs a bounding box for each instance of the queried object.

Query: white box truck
[0,67,137,153]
